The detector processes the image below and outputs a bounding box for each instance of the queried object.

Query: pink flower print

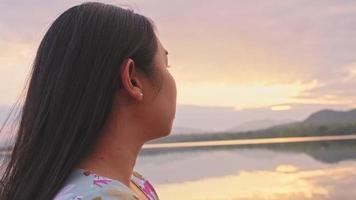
[93,174,112,187]
[142,181,157,200]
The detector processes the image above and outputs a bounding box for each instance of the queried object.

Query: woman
[0,1,176,200]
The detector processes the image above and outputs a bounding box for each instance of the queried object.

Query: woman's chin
[150,127,173,141]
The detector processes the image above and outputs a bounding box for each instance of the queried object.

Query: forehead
[156,38,168,55]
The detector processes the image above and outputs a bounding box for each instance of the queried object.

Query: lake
[1,136,356,199]
[136,137,356,200]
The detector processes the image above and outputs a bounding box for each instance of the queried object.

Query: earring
[140,93,143,96]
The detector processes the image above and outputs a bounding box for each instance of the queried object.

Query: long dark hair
[0,2,158,199]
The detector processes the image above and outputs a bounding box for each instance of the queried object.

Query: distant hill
[150,108,356,143]
[304,109,356,125]
[226,119,294,132]
[171,126,206,135]
[271,109,356,129]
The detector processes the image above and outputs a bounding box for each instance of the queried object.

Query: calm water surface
[1,136,356,199]
[136,137,356,200]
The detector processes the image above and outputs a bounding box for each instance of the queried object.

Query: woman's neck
[75,111,145,187]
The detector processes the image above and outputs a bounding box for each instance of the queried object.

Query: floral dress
[53,168,160,200]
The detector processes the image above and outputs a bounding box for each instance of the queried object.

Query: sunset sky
[1,0,356,123]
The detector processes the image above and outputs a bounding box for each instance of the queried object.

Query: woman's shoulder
[53,168,139,200]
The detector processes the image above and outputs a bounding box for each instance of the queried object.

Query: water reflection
[1,139,355,199]
[155,162,356,199]
[136,140,356,200]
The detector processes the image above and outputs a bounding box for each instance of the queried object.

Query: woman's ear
[120,58,144,101]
